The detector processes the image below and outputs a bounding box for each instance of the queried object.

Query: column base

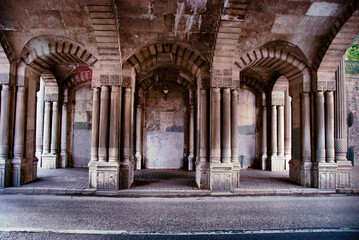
[285,154,292,170]
[41,154,58,169]
[120,161,133,190]
[232,161,240,189]
[88,161,98,188]
[35,152,42,168]
[11,157,25,187]
[209,162,233,192]
[0,158,11,188]
[187,155,195,171]
[289,159,300,184]
[300,161,312,187]
[270,155,285,171]
[59,152,69,168]
[96,161,120,191]
[196,161,210,189]
[135,152,142,170]
[313,162,337,189]
[337,161,352,188]
[261,154,268,170]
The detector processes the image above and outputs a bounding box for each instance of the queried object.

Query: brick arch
[314,5,359,83]
[235,47,311,92]
[123,42,210,78]
[18,35,98,74]
[241,75,270,94]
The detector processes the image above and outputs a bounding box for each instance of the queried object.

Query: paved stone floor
[5,165,359,193]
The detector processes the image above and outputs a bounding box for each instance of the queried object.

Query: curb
[2,187,357,197]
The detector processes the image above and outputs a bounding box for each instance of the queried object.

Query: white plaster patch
[306,2,343,17]
[146,132,184,169]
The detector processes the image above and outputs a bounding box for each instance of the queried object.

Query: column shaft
[13,86,26,158]
[60,102,68,167]
[135,105,142,169]
[335,56,348,161]
[278,105,284,156]
[98,86,109,162]
[315,92,326,163]
[262,105,267,169]
[222,88,231,163]
[301,93,311,162]
[50,101,59,154]
[0,85,11,159]
[122,87,131,163]
[90,88,100,161]
[42,101,51,154]
[325,91,335,163]
[35,80,45,162]
[284,93,292,158]
[188,105,195,170]
[199,89,208,162]
[210,88,221,163]
[109,86,119,162]
[271,105,277,156]
[231,90,238,162]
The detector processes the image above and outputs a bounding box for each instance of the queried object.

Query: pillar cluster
[208,87,240,191]
[88,84,133,190]
[270,103,286,171]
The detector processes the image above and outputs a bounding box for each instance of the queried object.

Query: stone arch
[314,5,359,83]
[18,35,98,74]
[123,42,210,79]
[235,47,311,93]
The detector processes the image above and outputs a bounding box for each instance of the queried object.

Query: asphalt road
[0,195,358,239]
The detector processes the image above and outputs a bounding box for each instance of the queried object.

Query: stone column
[197,89,209,189]
[98,86,109,162]
[135,105,142,170]
[335,56,351,188]
[278,105,285,157]
[261,94,267,170]
[231,89,240,188]
[109,86,119,162]
[35,80,45,167]
[271,105,277,157]
[42,101,51,155]
[13,86,26,186]
[285,92,292,169]
[210,88,221,163]
[120,87,132,190]
[222,88,231,163]
[315,92,326,163]
[122,87,131,163]
[335,56,348,161]
[313,91,337,189]
[231,90,238,163]
[90,87,100,162]
[0,85,12,188]
[301,93,311,163]
[50,101,59,155]
[325,91,335,163]
[299,92,312,187]
[199,89,208,163]
[188,105,195,170]
[60,100,68,168]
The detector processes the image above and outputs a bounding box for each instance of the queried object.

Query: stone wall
[144,84,187,169]
[237,88,259,168]
[346,74,359,165]
[70,85,92,167]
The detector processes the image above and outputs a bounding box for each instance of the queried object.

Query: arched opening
[123,42,208,189]
[16,35,97,186]
[235,44,311,187]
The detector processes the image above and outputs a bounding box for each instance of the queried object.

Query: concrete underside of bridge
[0,0,358,192]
